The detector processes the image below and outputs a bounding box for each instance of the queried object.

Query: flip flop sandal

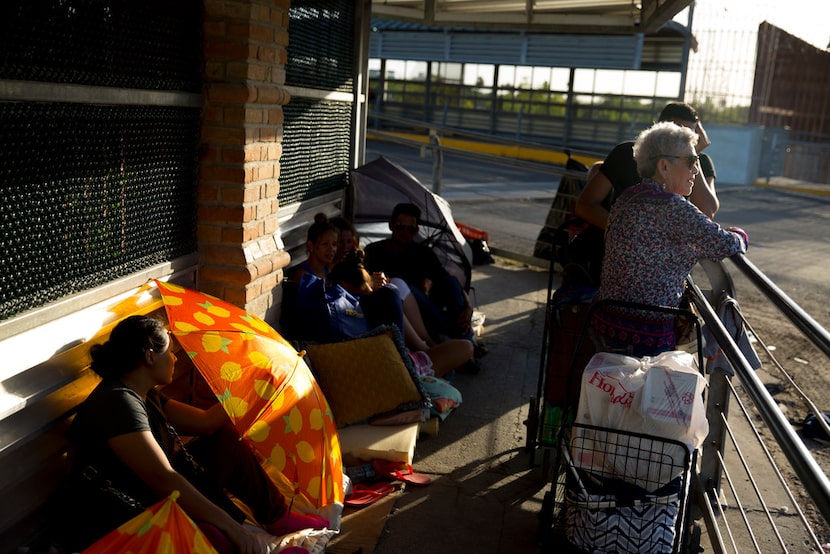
[344,481,396,507]
[371,459,432,487]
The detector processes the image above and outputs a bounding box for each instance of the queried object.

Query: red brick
[203,21,226,38]
[204,40,251,61]
[197,183,219,202]
[273,250,291,271]
[201,124,245,146]
[249,23,274,43]
[206,83,255,105]
[200,144,221,163]
[275,29,289,48]
[223,107,246,124]
[201,165,246,184]
[197,281,224,301]
[222,226,245,243]
[203,1,253,20]
[244,145,264,163]
[259,270,278,293]
[246,127,263,142]
[265,179,279,197]
[263,215,279,234]
[257,46,276,63]
[220,286,248,308]
[226,22,252,40]
[200,262,254,287]
[199,205,245,224]
[219,185,244,203]
[222,147,246,164]
[246,108,265,124]
[256,201,273,220]
[266,143,282,160]
[255,85,289,105]
[260,126,277,143]
[197,224,223,243]
[243,224,262,242]
[266,108,283,125]
[259,163,275,180]
[253,257,274,278]
[244,185,263,203]
[202,244,246,265]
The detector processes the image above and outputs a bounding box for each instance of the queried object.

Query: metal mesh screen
[0,103,200,321]
[281,0,355,206]
[286,0,355,93]
[278,97,352,205]
[0,0,201,91]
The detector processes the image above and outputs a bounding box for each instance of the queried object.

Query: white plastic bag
[573,350,707,490]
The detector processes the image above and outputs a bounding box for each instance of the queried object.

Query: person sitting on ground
[363,203,482,356]
[60,316,328,553]
[329,215,358,266]
[288,213,410,344]
[330,213,439,349]
[330,249,476,377]
[292,213,339,281]
[591,121,748,357]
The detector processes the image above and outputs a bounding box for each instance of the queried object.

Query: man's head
[389,203,420,244]
[659,102,699,126]
[658,102,709,153]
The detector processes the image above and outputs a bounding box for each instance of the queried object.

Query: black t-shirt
[61,382,174,549]
[69,382,172,506]
[363,238,449,290]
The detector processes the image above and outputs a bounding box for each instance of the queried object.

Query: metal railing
[688,256,830,553]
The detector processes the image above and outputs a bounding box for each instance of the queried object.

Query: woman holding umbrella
[61,315,328,553]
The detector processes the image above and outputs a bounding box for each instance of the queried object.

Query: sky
[684,0,828,50]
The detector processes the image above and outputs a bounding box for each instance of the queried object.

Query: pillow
[304,325,430,428]
[419,376,463,421]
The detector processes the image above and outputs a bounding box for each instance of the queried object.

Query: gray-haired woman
[591,121,748,357]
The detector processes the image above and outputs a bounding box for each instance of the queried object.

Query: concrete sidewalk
[370,258,551,554]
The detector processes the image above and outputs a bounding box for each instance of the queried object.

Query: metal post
[430,129,443,195]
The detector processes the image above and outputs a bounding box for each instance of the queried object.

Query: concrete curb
[488,246,549,270]
[753,179,830,197]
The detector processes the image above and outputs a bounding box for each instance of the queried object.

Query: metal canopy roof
[371,0,693,34]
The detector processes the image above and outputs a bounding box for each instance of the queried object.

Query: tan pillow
[305,329,424,428]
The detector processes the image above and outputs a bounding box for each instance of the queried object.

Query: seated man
[363,203,477,351]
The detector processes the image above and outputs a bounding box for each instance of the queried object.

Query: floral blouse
[598,178,746,320]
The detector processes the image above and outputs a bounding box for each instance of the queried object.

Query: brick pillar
[199,0,291,321]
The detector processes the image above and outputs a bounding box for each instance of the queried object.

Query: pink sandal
[345,481,396,507]
[371,459,432,487]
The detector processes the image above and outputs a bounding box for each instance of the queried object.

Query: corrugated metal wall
[371,30,646,69]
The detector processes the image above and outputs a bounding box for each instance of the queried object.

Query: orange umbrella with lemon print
[155,280,343,510]
[83,491,218,553]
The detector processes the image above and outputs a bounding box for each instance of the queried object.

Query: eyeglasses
[662,154,699,169]
[393,223,418,234]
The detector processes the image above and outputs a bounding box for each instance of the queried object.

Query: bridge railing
[687,256,830,553]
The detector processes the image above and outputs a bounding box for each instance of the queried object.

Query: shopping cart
[537,299,704,553]
[547,423,695,553]
[525,216,600,462]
